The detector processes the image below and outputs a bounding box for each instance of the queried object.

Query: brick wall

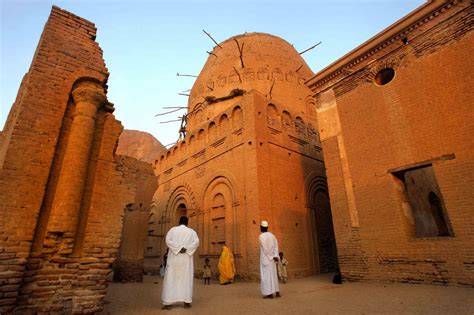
[308,1,473,286]
[0,6,154,313]
[113,156,157,282]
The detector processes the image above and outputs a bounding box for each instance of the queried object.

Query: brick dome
[188,33,314,114]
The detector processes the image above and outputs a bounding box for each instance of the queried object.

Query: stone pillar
[47,81,106,240]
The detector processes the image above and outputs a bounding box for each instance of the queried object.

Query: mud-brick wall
[0,6,147,313]
[309,2,474,286]
[113,156,158,282]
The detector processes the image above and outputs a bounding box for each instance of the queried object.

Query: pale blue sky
[1,0,424,146]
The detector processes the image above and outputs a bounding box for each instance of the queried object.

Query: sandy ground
[103,274,474,315]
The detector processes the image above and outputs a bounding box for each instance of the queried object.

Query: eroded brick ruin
[1,1,473,313]
[0,7,155,313]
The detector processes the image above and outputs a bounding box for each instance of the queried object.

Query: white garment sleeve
[166,228,182,255]
[261,234,276,260]
[186,230,200,256]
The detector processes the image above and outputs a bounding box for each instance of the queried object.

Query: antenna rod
[163,106,187,109]
[155,108,184,116]
[179,93,190,96]
[177,73,197,78]
[203,29,222,49]
[159,119,182,124]
[299,41,322,55]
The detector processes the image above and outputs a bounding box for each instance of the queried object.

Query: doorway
[312,189,338,273]
[176,203,187,223]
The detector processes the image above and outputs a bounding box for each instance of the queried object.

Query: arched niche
[295,116,306,137]
[267,103,280,127]
[219,114,229,135]
[282,110,293,132]
[208,121,217,143]
[232,106,243,129]
[164,184,198,235]
[306,176,338,274]
[198,129,205,146]
[202,176,240,255]
[145,203,161,258]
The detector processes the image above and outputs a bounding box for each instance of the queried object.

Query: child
[277,252,288,283]
[203,258,212,285]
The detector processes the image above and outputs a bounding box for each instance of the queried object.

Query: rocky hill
[116,129,166,163]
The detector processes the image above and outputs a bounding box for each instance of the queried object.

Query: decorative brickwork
[148,33,336,280]
[307,1,474,286]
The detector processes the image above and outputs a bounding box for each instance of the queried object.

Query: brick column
[47,81,106,239]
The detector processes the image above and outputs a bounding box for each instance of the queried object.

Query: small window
[374,68,395,86]
[393,165,452,238]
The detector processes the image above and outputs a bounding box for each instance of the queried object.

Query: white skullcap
[261,220,269,227]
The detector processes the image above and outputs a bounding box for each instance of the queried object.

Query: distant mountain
[116,129,166,164]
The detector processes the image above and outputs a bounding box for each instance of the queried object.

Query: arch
[306,175,337,274]
[219,114,229,135]
[295,116,306,136]
[305,95,317,117]
[165,183,198,228]
[282,110,293,132]
[232,106,243,129]
[194,108,204,125]
[146,203,161,257]
[177,141,186,157]
[202,174,240,255]
[208,121,217,142]
[198,129,205,145]
[267,103,279,127]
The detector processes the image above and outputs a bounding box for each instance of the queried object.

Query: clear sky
[1,0,425,147]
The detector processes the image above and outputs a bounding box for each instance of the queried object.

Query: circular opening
[374,68,395,86]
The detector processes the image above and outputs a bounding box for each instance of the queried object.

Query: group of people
[161,216,288,310]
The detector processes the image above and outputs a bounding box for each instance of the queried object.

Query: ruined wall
[113,156,157,282]
[307,1,474,286]
[149,33,332,279]
[0,6,146,313]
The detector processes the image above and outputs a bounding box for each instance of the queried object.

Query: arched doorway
[307,176,338,274]
[313,189,337,273]
[176,203,187,223]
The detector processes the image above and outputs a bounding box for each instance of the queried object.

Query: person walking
[161,216,200,310]
[259,220,281,299]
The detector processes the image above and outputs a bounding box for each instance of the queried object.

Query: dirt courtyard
[103,274,474,314]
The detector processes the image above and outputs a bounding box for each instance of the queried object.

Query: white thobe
[259,231,280,296]
[162,224,200,305]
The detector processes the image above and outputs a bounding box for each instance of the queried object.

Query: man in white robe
[162,216,200,310]
[259,220,281,298]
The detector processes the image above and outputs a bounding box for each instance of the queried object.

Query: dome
[188,33,314,114]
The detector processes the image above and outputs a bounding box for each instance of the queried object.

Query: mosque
[0,1,472,313]
[146,32,337,279]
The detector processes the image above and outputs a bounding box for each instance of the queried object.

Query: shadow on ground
[103,274,474,314]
